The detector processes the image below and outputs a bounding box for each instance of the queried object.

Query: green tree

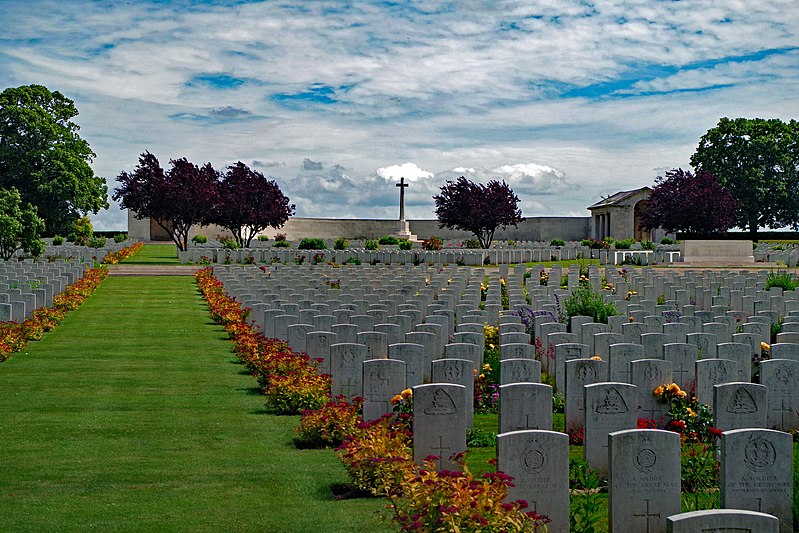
[0,187,45,260]
[690,117,799,240]
[0,84,109,235]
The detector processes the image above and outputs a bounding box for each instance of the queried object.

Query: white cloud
[0,0,796,230]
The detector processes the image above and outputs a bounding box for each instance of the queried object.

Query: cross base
[395,220,417,241]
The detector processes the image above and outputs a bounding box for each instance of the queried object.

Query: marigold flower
[591,355,603,361]
[482,364,492,371]
[761,341,771,351]
[668,383,680,394]
[473,369,478,376]
[677,390,687,398]
[653,386,664,396]
[390,394,403,404]
[687,407,697,418]
[401,388,413,398]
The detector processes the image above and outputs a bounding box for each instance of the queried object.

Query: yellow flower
[401,388,413,398]
[473,369,478,376]
[390,394,402,404]
[668,383,680,394]
[488,344,495,350]
[677,390,687,398]
[687,407,697,418]
[478,373,485,380]
[761,341,771,351]
[653,386,664,396]
[501,279,506,286]
[591,355,603,361]
[482,364,492,371]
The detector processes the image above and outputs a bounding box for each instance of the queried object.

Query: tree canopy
[690,117,799,239]
[0,187,45,260]
[0,84,108,235]
[433,176,523,248]
[113,152,219,251]
[212,162,294,248]
[639,169,738,235]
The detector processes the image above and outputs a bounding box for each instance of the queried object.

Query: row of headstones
[413,382,793,533]
[755,242,799,265]
[41,239,129,261]
[181,244,599,265]
[0,260,89,321]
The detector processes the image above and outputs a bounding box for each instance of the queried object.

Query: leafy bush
[640,240,656,250]
[113,233,127,243]
[660,237,675,245]
[581,238,609,250]
[389,456,550,532]
[220,237,240,249]
[378,235,399,245]
[298,237,326,250]
[73,216,93,245]
[398,239,413,250]
[294,396,363,449]
[364,239,379,250]
[191,234,208,244]
[51,235,63,246]
[550,239,565,246]
[462,238,480,249]
[337,414,414,496]
[333,237,348,250]
[562,286,619,324]
[87,236,106,248]
[272,239,291,248]
[422,236,443,250]
[772,244,786,251]
[345,257,361,265]
[765,271,799,291]
[274,233,287,242]
[614,238,635,249]
[257,234,270,242]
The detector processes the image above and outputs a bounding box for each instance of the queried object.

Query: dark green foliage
[0,85,109,235]
[333,237,348,250]
[640,240,656,250]
[465,428,497,447]
[272,240,290,248]
[191,234,208,244]
[691,117,799,238]
[765,271,799,291]
[462,238,480,248]
[298,237,326,250]
[660,237,675,245]
[364,239,378,250]
[378,235,399,245]
[613,238,634,249]
[0,187,45,259]
[551,239,565,246]
[87,236,106,248]
[257,234,269,241]
[563,286,619,324]
[398,239,412,250]
[113,233,127,243]
[52,235,64,245]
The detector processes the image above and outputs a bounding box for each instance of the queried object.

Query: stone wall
[129,211,591,243]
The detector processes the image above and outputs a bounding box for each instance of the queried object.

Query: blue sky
[2,0,797,230]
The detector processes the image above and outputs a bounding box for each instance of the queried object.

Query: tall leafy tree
[0,187,45,260]
[690,117,799,239]
[212,162,294,247]
[433,176,523,248]
[639,169,739,235]
[113,152,219,251]
[0,84,108,235]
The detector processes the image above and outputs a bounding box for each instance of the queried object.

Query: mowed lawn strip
[121,243,182,264]
[0,276,391,533]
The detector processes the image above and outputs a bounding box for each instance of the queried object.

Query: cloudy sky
[2,0,797,230]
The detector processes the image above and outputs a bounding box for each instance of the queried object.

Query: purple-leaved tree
[113,152,220,251]
[433,176,523,248]
[212,162,295,247]
[639,168,739,236]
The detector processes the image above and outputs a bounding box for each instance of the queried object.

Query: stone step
[106,265,203,276]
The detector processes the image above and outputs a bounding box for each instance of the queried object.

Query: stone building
[588,187,667,242]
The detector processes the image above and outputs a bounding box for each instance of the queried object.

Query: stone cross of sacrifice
[396,177,409,221]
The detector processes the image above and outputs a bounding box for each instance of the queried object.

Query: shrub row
[101,242,143,264]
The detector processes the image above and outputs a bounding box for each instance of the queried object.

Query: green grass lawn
[0,276,390,533]
[122,243,181,264]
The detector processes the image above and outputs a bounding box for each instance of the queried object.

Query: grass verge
[0,276,390,533]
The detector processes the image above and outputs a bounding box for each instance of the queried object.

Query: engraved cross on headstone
[396,177,409,221]
[633,498,661,533]
[672,360,689,388]
[340,377,356,396]
[431,435,450,469]
[515,413,533,430]
[776,397,793,428]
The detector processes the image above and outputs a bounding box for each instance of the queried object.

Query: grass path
[0,275,391,532]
